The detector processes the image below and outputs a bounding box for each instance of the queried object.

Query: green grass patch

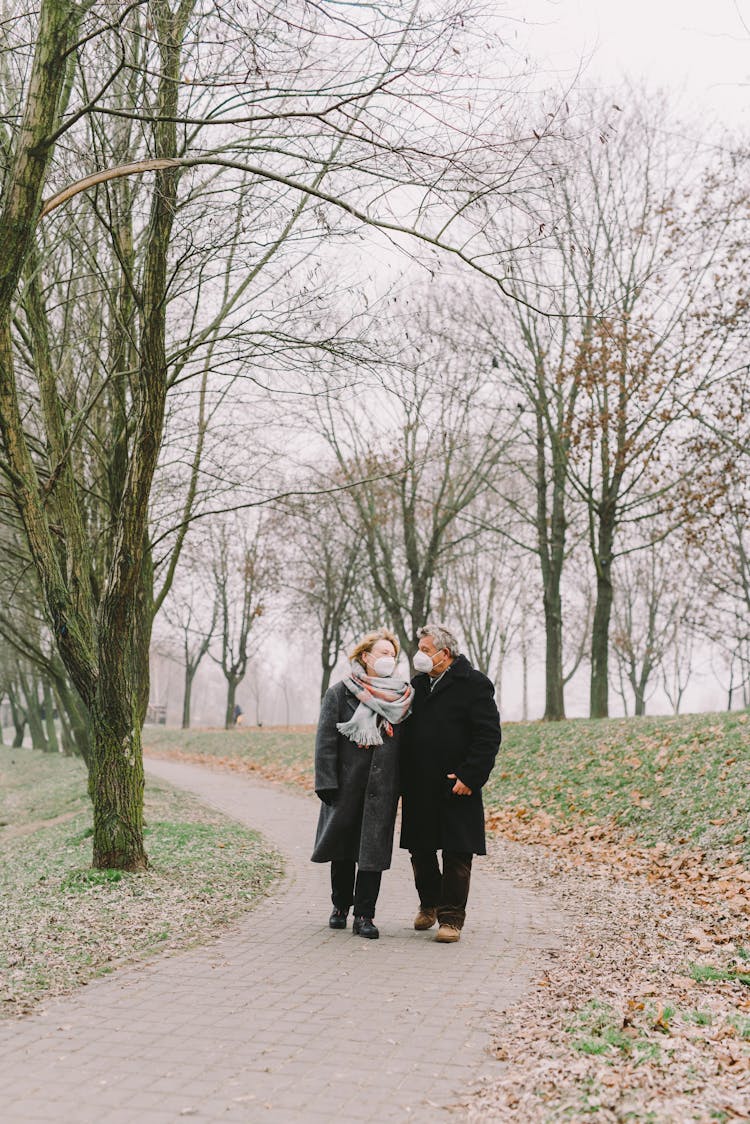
[565,999,661,1063]
[0,745,282,1016]
[687,1009,713,1026]
[144,710,750,866]
[483,711,750,862]
[689,963,750,986]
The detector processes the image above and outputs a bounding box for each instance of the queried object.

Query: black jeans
[330,860,382,919]
[409,850,473,929]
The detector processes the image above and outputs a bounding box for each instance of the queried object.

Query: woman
[311,628,413,939]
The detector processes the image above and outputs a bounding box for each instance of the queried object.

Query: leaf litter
[464,833,750,1122]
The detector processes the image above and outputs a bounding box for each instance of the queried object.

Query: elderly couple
[311,623,501,943]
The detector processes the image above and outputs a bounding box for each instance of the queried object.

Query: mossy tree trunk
[0,0,193,870]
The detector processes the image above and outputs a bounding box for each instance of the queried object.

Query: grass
[483,711,750,864]
[144,725,315,790]
[0,744,282,1016]
[565,999,662,1063]
[689,964,750,986]
[144,709,750,864]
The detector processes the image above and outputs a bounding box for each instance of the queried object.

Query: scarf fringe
[336,715,384,746]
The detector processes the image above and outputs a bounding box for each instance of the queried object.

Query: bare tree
[437,522,536,712]
[0,1,561,868]
[315,294,519,658]
[162,548,218,730]
[480,93,748,717]
[211,517,276,730]
[280,485,365,699]
[611,543,699,717]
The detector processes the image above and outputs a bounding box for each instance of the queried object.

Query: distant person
[312,628,414,939]
[400,623,501,943]
[233,703,243,726]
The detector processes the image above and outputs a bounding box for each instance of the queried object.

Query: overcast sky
[518,0,750,127]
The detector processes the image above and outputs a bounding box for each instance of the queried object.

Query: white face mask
[372,654,397,678]
[413,649,434,673]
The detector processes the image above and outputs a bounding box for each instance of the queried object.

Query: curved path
[0,758,564,1123]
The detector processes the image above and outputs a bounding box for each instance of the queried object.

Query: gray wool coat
[311,679,401,872]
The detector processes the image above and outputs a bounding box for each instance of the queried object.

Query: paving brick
[0,759,566,1123]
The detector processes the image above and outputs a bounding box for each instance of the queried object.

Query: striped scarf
[336,665,414,747]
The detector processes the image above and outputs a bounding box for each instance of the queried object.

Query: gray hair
[417,623,461,657]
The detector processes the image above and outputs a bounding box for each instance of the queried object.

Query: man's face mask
[413,649,435,673]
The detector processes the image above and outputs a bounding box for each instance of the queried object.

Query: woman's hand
[447,773,472,796]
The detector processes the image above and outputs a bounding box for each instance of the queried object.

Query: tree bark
[225,678,238,730]
[9,688,26,747]
[182,664,195,729]
[537,403,568,720]
[42,679,59,752]
[590,509,615,718]
[20,675,48,751]
[320,658,335,701]
[89,693,146,869]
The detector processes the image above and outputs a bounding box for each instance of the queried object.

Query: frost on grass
[0,750,282,1017]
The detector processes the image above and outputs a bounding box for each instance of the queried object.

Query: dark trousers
[330,860,382,918]
[410,850,473,929]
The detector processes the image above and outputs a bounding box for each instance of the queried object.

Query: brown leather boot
[435,923,461,943]
[414,907,437,930]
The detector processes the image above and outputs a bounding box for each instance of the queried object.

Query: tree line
[0,2,747,871]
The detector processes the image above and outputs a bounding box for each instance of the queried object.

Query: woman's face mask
[371,654,397,678]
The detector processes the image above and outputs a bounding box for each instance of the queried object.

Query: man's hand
[316,788,337,806]
[448,773,472,796]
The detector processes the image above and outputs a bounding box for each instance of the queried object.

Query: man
[400,623,501,943]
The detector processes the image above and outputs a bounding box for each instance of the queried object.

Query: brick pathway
[0,758,565,1123]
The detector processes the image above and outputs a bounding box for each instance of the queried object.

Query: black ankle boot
[329,908,348,930]
[352,916,379,939]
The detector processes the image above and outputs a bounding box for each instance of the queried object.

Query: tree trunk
[536,402,568,721]
[225,678,238,730]
[632,661,651,717]
[542,579,564,720]
[56,688,75,755]
[55,674,91,763]
[43,679,59,751]
[89,695,146,870]
[590,561,614,718]
[21,676,48,750]
[9,690,26,747]
[320,651,335,701]
[182,664,195,729]
[493,636,506,715]
[90,538,152,869]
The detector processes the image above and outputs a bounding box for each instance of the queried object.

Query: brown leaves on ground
[146,748,314,792]
[485,805,750,926]
[465,835,750,1122]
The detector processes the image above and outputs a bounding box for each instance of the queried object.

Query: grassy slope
[144,709,750,865]
[0,746,282,1015]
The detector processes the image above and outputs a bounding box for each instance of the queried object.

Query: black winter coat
[311,680,401,872]
[399,655,501,855]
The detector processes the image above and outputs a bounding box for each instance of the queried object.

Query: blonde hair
[349,627,400,670]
